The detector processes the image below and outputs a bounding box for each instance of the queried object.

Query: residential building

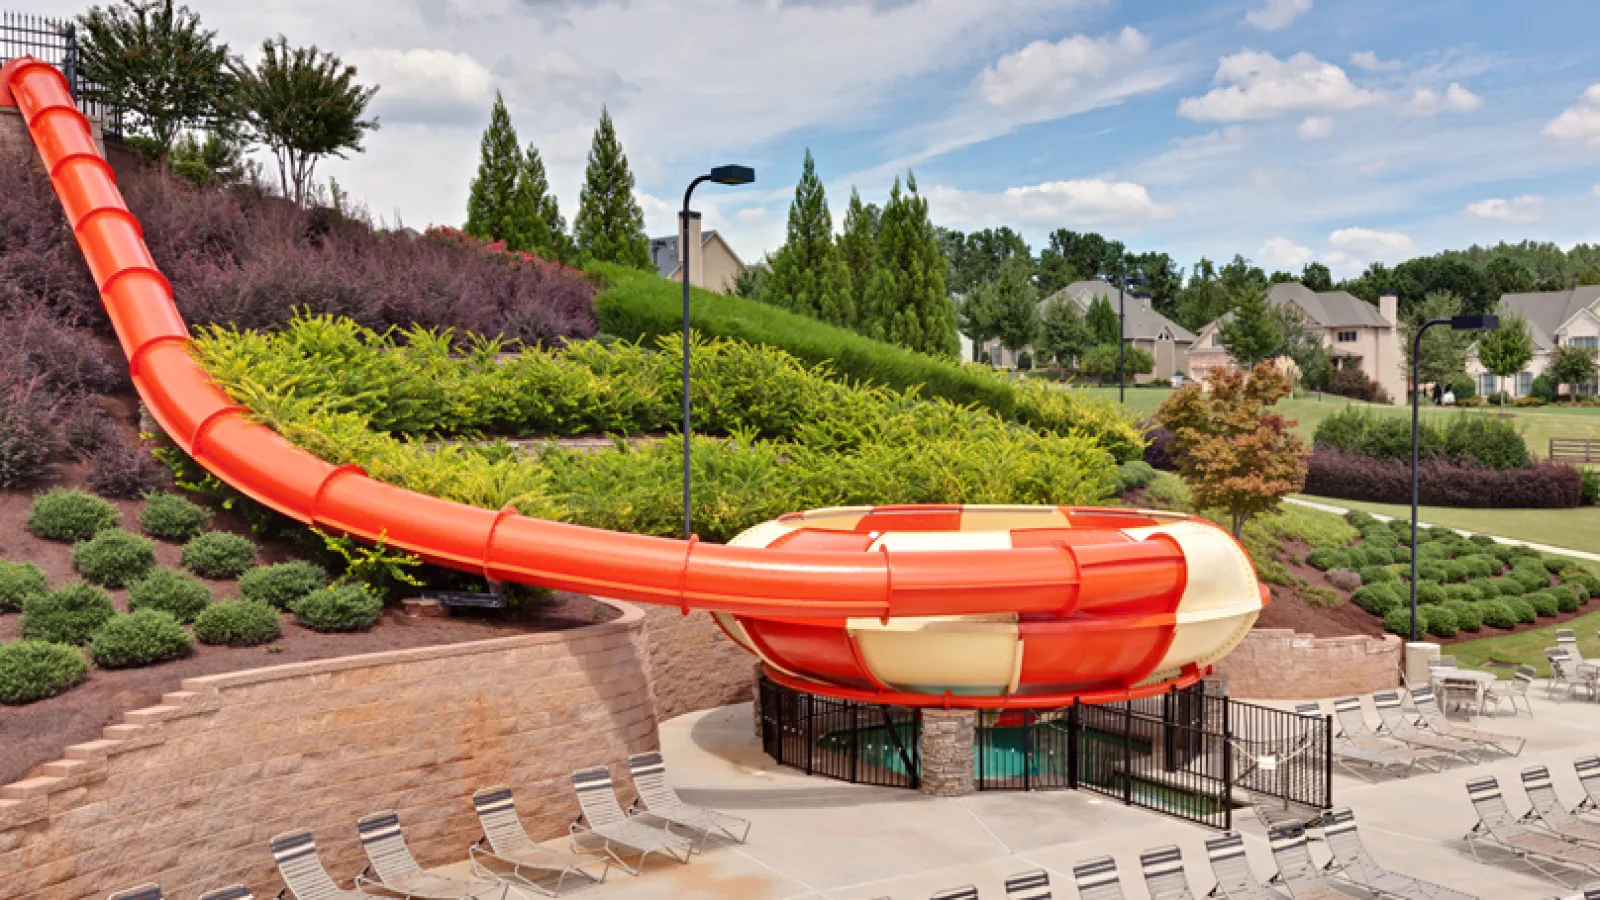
[647,212,747,293]
[1466,286,1600,398]
[1187,284,1405,405]
[979,280,1196,383]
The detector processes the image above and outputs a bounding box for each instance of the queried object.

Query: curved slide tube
[2,58,1265,708]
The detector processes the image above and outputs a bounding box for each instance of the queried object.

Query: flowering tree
[1155,361,1308,538]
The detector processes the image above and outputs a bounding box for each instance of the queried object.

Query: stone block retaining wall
[1211,628,1402,699]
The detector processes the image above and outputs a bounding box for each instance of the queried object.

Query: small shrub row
[239,561,327,609]
[73,529,157,588]
[127,569,212,622]
[291,585,382,632]
[195,600,281,646]
[140,493,213,542]
[1304,449,1583,508]
[0,640,87,704]
[182,532,257,579]
[89,609,193,668]
[1313,407,1530,470]
[0,561,47,612]
[29,489,119,542]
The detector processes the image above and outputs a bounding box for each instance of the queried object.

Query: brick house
[1466,286,1600,397]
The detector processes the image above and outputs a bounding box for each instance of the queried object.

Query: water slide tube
[2,57,1268,709]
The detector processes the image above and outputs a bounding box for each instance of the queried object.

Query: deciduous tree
[1402,291,1475,390]
[1474,309,1535,406]
[1549,344,1599,400]
[987,258,1039,363]
[1155,362,1308,538]
[574,106,650,269]
[1036,295,1092,367]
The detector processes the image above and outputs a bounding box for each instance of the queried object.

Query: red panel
[1064,509,1161,529]
[1016,617,1176,694]
[741,619,876,690]
[853,506,962,533]
[1070,537,1187,616]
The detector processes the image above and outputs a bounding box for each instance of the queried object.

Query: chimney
[679,212,705,288]
[1379,291,1398,326]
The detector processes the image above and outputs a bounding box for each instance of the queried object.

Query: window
[1584,379,1600,397]
[1516,372,1533,397]
[1571,336,1599,350]
[1336,330,1358,343]
[1478,373,1497,397]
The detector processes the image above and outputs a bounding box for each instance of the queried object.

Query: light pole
[680,165,755,540]
[1117,265,1127,405]
[1408,313,1498,640]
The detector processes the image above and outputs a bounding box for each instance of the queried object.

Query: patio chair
[197,889,253,900]
[470,785,609,896]
[1372,690,1480,762]
[1575,757,1600,817]
[1265,823,1349,899]
[356,810,505,900]
[1295,702,1426,781]
[1561,632,1600,688]
[1521,766,1600,847]
[1409,685,1525,756]
[1482,666,1536,718]
[1141,845,1198,900]
[1321,807,1477,900]
[1332,697,1449,771]
[1463,776,1600,886]
[627,751,751,850]
[1549,648,1596,702]
[1204,832,1287,900]
[1005,868,1052,899]
[1245,787,1324,833]
[930,887,979,900]
[270,829,367,900]
[569,765,692,875]
[1073,855,1128,900]
[108,887,162,900]
[1439,675,1485,716]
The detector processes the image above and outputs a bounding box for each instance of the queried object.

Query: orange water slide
[2,57,1266,708]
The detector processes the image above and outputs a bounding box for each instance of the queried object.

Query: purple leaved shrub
[1304,448,1582,509]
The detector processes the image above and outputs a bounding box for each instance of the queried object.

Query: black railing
[758,677,921,790]
[1,11,123,138]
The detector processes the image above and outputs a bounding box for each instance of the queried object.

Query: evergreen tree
[838,187,878,314]
[464,91,522,244]
[862,174,957,357]
[511,143,574,262]
[1036,296,1092,367]
[574,106,650,269]
[764,150,852,325]
[1085,294,1120,346]
[1218,286,1285,367]
[988,258,1039,362]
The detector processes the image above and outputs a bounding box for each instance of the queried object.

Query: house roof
[647,229,741,279]
[1499,287,1600,351]
[1267,282,1391,328]
[1043,280,1198,343]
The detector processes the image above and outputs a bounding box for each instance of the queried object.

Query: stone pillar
[918,708,976,797]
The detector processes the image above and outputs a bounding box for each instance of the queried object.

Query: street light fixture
[1408,313,1498,641]
[680,165,756,540]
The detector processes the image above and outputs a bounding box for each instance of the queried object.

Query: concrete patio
[441,683,1600,900]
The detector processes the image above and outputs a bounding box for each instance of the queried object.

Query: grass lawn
[1304,495,1600,561]
[1452,611,1600,677]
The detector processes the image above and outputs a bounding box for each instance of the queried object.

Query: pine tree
[1218,286,1285,367]
[574,106,650,269]
[838,187,878,322]
[511,143,574,263]
[1085,294,1120,346]
[464,91,522,244]
[863,173,958,357]
[764,150,852,324]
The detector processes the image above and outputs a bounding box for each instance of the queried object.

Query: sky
[19,0,1600,278]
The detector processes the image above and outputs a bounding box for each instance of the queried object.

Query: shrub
[1489,576,1524,597]
[1360,565,1400,585]
[89,610,194,668]
[0,561,48,612]
[29,489,120,542]
[291,585,382,633]
[1527,590,1560,618]
[1327,367,1390,403]
[1469,533,1498,548]
[1303,449,1583,509]
[1417,562,1449,583]
[126,569,212,623]
[1550,585,1582,613]
[21,582,116,644]
[1563,571,1600,596]
[1444,583,1482,603]
[1457,554,1499,579]
[0,640,87,704]
[1473,578,1500,598]
[1582,468,1600,506]
[1383,606,1415,637]
[1441,415,1529,470]
[0,373,59,488]
[1326,569,1363,592]
[1544,556,1570,574]
[1532,374,1557,402]
[181,532,256,579]
[1306,548,1350,571]
[1444,600,1482,632]
[1416,581,1447,606]
[1114,460,1158,493]
[1512,563,1550,592]
[1360,545,1395,566]
[238,561,327,609]
[1508,597,1538,624]
[84,434,167,499]
[139,493,213,542]
[1344,510,1379,529]
[194,600,281,646]
[1441,561,1469,583]
[1352,584,1401,615]
[72,529,157,588]
[1480,600,1518,629]
[1489,543,1523,565]
[1424,605,1458,638]
[1360,526,1398,549]
[1447,373,1477,401]
[1143,425,1178,471]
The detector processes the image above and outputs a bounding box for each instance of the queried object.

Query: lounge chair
[1575,757,1600,817]
[355,810,505,900]
[198,888,253,900]
[1331,698,1448,774]
[1463,776,1600,885]
[470,785,609,896]
[1587,886,1600,900]
[1372,691,1480,762]
[569,765,692,875]
[627,751,751,850]
[1482,666,1535,718]
[108,887,162,900]
[1321,807,1477,899]
[1549,648,1596,702]
[1295,702,1421,781]
[1521,766,1600,847]
[1409,686,1524,756]
[1005,868,1052,899]
[1141,845,1198,900]
[930,887,979,900]
[1073,855,1128,900]
[1204,832,1287,900]
[1264,823,1349,899]
[270,829,366,900]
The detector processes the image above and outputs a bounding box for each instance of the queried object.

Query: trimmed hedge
[194,600,281,646]
[1443,600,1481,632]
[1303,448,1583,508]
[1527,590,1560,618]
[126,569,212,622]
[0,640,87,704]
[1508,598,1538,624]
[1360,565,1400,585]
[1481,600,1518,629]
[292,585,382,633]
[1352,583,1401,615]
[238,561,327,609]
[0,561,48,612]
[181,532,256,579]
[29,489,120,541]
[139,493,212,542]
[72,528,157,588]
[89,610,194,668]
[21,582,116,644]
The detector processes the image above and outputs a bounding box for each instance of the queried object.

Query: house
[1466,287,1600,398]
[647,212,747,293]
[1188,284,1405,405]
[979,279,1197,383]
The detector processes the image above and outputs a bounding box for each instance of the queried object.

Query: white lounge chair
[1322,807,1476,899]
[1205,832,1288,900]
[1409,686,1524,756]
[198,888,253,900]
[470,785,609,895]
[569,765,692,875]
[270,829,367,900]
[1140,845,1197,900]
[1265,823,1348,899]
[108,886,163,900]
[1005,868,1052,899]
[356,810,505,899]
[1521,766,1600,847]
[1298,701,1437,779]
[1073,855,1128,900]
[930,887,979,900]
[627,751,751,850]
[1463,776,1600,886]
[1372,690,1480,762]
[1575,756,1600,818]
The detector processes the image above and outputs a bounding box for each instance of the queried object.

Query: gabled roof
[647,229,739,279]
[1499,287,1600,351]
[1043,280,1198,343]
[1268,282,1391,328]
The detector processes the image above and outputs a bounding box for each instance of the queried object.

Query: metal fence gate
[758,677,921,790]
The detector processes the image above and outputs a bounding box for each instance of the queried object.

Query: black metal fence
[1,11,123,138]
[759,676,1334,831]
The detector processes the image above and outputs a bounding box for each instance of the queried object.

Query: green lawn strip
[1451,610,1600,677]
[1301,496,1600,568]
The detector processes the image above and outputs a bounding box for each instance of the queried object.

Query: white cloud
[1349,51,1401,72]
[926,179,1174,228]
[1178,51,1378,121]
[1258,237,1314,270]
[1593,184,1600,199]
[1400,83,1483,116]
[1297,115,1334,139]
[1329,227,1415,256]
[1464,195,1544,223]
[1243,0,1312,31]
[1545,84,1600,149]
[734,207,769,223]
[1358,158,1390,174]
[978,27,1149,109]
[344,48,494,122]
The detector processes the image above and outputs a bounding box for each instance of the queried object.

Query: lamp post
[1117,265,1127,405]
[680,165,755,540]
[1408,313,1498,640]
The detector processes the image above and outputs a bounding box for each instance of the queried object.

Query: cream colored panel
[782,506,871,532]
[867,530,1013,553]
[855,627,1020,692]
[713,612,806,679]
[959,506,1071,532]
[727,519,800,549]
[846,614,1017,633]
[1152,610,1260,674]
[1122,521,1259,619]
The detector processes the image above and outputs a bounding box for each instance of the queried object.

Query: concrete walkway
[1286,496,1600,564]
[437,687,1600,900]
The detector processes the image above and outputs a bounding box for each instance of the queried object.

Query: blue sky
[18,0,1600,278]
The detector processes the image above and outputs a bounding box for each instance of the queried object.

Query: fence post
[62,22,77,100]
[1067,702,1080,790]
[1022,711,1032,792]
[850,702,859,784]
[804,692,814,776]
[1222,695,1234,831]
[912,708,922,790]
[1122,702,1134,806]
[1324,714,1334,810]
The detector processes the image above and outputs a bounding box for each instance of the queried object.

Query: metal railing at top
[1,10,124,139]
